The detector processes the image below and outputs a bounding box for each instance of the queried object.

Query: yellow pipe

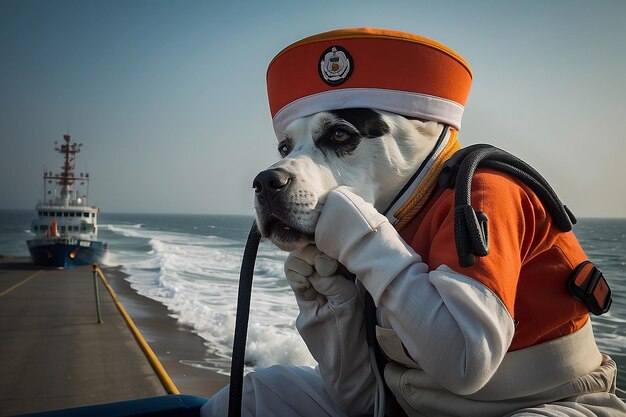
[95,266,181,395]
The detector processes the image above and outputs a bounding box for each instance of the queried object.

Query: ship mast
[43,134,89,206]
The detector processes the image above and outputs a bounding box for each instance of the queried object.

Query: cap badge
[319,45,353,86]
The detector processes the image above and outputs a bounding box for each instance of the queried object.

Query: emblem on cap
[319,45,353,86]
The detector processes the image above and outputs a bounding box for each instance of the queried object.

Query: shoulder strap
[438,144,577,267]
[438,144,611,316]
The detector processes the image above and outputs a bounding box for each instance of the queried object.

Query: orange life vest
[399,168,589,351]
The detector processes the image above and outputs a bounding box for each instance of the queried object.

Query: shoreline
[100,264,230,397]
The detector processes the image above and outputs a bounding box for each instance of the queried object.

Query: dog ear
[407,119,444,140]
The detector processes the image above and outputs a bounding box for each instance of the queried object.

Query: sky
[0,0,624,217]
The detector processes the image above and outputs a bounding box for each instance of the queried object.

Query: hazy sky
[1,0,624,217]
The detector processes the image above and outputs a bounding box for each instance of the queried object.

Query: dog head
[253,108,444,251]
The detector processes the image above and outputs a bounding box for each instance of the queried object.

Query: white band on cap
[272,88,465,137]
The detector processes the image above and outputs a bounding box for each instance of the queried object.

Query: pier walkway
[0,258,169,416]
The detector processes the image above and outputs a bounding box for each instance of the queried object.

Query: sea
[1,209,625,398]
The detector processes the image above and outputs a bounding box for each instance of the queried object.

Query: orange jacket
[399,168,589,351]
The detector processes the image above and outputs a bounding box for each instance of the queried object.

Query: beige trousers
[200,361,626,417]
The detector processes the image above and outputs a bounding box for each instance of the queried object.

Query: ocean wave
[105,221,312,370]
[146,276,314,368]
[106,223,240,248]
[105,224,146,238]
[253,257,287,279]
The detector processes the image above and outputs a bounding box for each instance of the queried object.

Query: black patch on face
[315,108,389,158]
[329,108,389,138]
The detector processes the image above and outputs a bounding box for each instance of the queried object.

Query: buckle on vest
[567,261,612,315]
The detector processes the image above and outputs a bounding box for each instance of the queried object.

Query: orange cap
[267,28,473,136]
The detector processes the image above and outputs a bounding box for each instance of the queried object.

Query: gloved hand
[284,244,357,313]
[315,186,421,304]
[284,243,376,413]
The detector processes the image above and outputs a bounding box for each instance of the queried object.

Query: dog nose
[253,169,291,202]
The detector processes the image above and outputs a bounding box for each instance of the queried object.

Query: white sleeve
[379,262,514,395]
[285,247,377,414]
[293,284,377,414]
[315,189,515,395]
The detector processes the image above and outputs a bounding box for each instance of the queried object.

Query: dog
[253,108,444,251]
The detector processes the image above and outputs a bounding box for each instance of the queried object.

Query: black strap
[567,261,612,315]
[228,222,261,417]
[438,144,611,316]
[364,290,387,377]
[439,144,576,267]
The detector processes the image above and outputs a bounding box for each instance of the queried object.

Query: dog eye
[278,143,290,158]
[331,129,350,142]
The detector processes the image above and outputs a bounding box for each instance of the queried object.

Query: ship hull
[27,238,107,268]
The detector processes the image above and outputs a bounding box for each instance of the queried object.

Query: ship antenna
[54,134,82,206]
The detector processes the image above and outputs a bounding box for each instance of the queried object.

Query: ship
[26,134,108,268]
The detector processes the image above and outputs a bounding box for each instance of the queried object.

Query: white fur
[254,110,444,251]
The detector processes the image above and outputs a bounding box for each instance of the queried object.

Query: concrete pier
[0,257,228,416]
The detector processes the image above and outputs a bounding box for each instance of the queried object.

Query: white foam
[105,222,316,370]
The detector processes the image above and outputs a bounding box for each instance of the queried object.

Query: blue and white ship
[27,134,107,268]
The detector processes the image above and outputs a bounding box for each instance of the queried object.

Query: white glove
[284,244,376,413]
[284,244,357,313]
[314,187,419,304]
